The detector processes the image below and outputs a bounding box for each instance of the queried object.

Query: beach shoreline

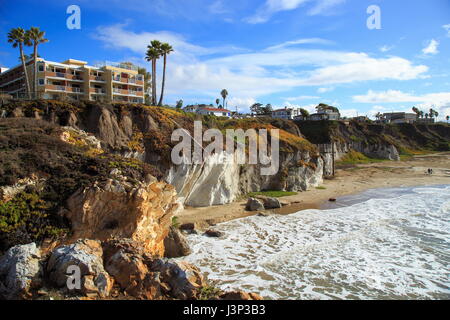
[177,152,450,230]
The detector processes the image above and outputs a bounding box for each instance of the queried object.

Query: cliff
[2,100,324,207]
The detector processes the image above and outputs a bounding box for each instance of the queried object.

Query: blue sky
[1,0,450,119]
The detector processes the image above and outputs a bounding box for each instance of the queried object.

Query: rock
[220,291,263,300]
[257,212,269,217]
[103,240,161,300]
[180,223,195,231]
[279,200,290,206]
[103,239,206,300]
[257,196,282,209]
[204,230,223,238]
[63,178,181,257]
[158,260,206,300]
[245,198,265,211]
[329,198,337,202]
[0,243,43,299]
[164,227,192,258]
[46,239,113,298]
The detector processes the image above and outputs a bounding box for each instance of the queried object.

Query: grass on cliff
[336,150,387,166]
[0,117,160,252]
[248,191,298,198]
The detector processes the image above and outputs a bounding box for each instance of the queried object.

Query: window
[38,64,44,72]
[38,79,45,85]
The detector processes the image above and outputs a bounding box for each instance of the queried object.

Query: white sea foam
[181,185,450,300]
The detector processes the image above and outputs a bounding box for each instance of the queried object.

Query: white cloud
[265,38,334,51]
[226,97,257,111]
[317,87,334,93]
[93,24,430,111]
[244,0,345,24]
[307,0,346,16]
[380,45,394,53]
[443,24,450,37]
[422,39,439,55]
[353,90,450,120]
[284,95,320,101]
[209,0,229,14]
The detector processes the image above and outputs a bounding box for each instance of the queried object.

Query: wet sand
[177,152,450,230]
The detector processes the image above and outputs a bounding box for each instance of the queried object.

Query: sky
[0,0,450,119]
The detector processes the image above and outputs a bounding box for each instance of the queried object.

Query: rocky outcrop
[103,239,205,300]
[219,291,264,300]
[46,239,113,298]
[246,198,265,211]
[163,227,191,258]
[61,171,182,257]
[168,150,323,207]
[255,196,282,209]
[0,243,43,299]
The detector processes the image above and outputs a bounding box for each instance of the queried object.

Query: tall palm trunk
[33,43,38,99]
[152,59,157,105]
[19,43,32,99]
[158,54,167,106]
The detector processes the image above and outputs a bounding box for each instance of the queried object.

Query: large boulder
[62,176,182,257]
[103,239,205,300]
[0,243,43,299]
[257,196,282,209]
[245,198,265,211]
[164,227,191,258]
[46,239,113,298]
[220,291,264,300]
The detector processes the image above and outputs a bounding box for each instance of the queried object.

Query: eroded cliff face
[167,151,323,207]
[5,102,324,208]
[62,171,182,257]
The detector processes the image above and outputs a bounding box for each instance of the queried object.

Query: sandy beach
[177,152,450,230]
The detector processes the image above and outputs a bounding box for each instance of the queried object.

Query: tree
[157,43,174,106]
[26,27,48,98]
[8,28,32,98]
[300,108,310,119]
[412,106,420,119]
[215,98,220,107]
[220,89,228,109]
[375,112,382,121]
[138,67,152,105]
[145,40,162,105]
[425,113,429,119]
[262,104,273,115]
[419,110,424,119]
[176,99,183,109]
[250,103,263,114]
[446,115,449,123]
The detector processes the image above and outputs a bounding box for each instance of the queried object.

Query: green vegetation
[248,191,297,198]
[315,186,326,190]
[171,216,180,229]
[0,192,69,252]
[336,150,386,166]
[198,285,222,300]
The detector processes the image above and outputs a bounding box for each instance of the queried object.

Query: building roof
[200,107,231,112]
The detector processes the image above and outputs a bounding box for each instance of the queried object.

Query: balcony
[90,88,106,94]
[89,75,105,82]
[45,71,83,81]
[45,85,84,93]
[113,88,129,95]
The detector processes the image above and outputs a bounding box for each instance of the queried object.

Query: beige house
[0,58,145,103]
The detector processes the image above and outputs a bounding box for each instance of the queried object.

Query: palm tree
[375,112,382,121]
[8,28,32,98]
[215,98,220,107]
[220,89,228,109]
[446,115,449,123]
[25,27,48,98]
[138,67,152,105]
[145,40,162,105]
[157,43,174,106]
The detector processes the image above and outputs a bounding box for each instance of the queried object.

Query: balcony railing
[90,88,106,94]
[89,75,105,82]
[45,85,84,93]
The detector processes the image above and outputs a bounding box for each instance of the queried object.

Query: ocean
[181,185,450,300]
